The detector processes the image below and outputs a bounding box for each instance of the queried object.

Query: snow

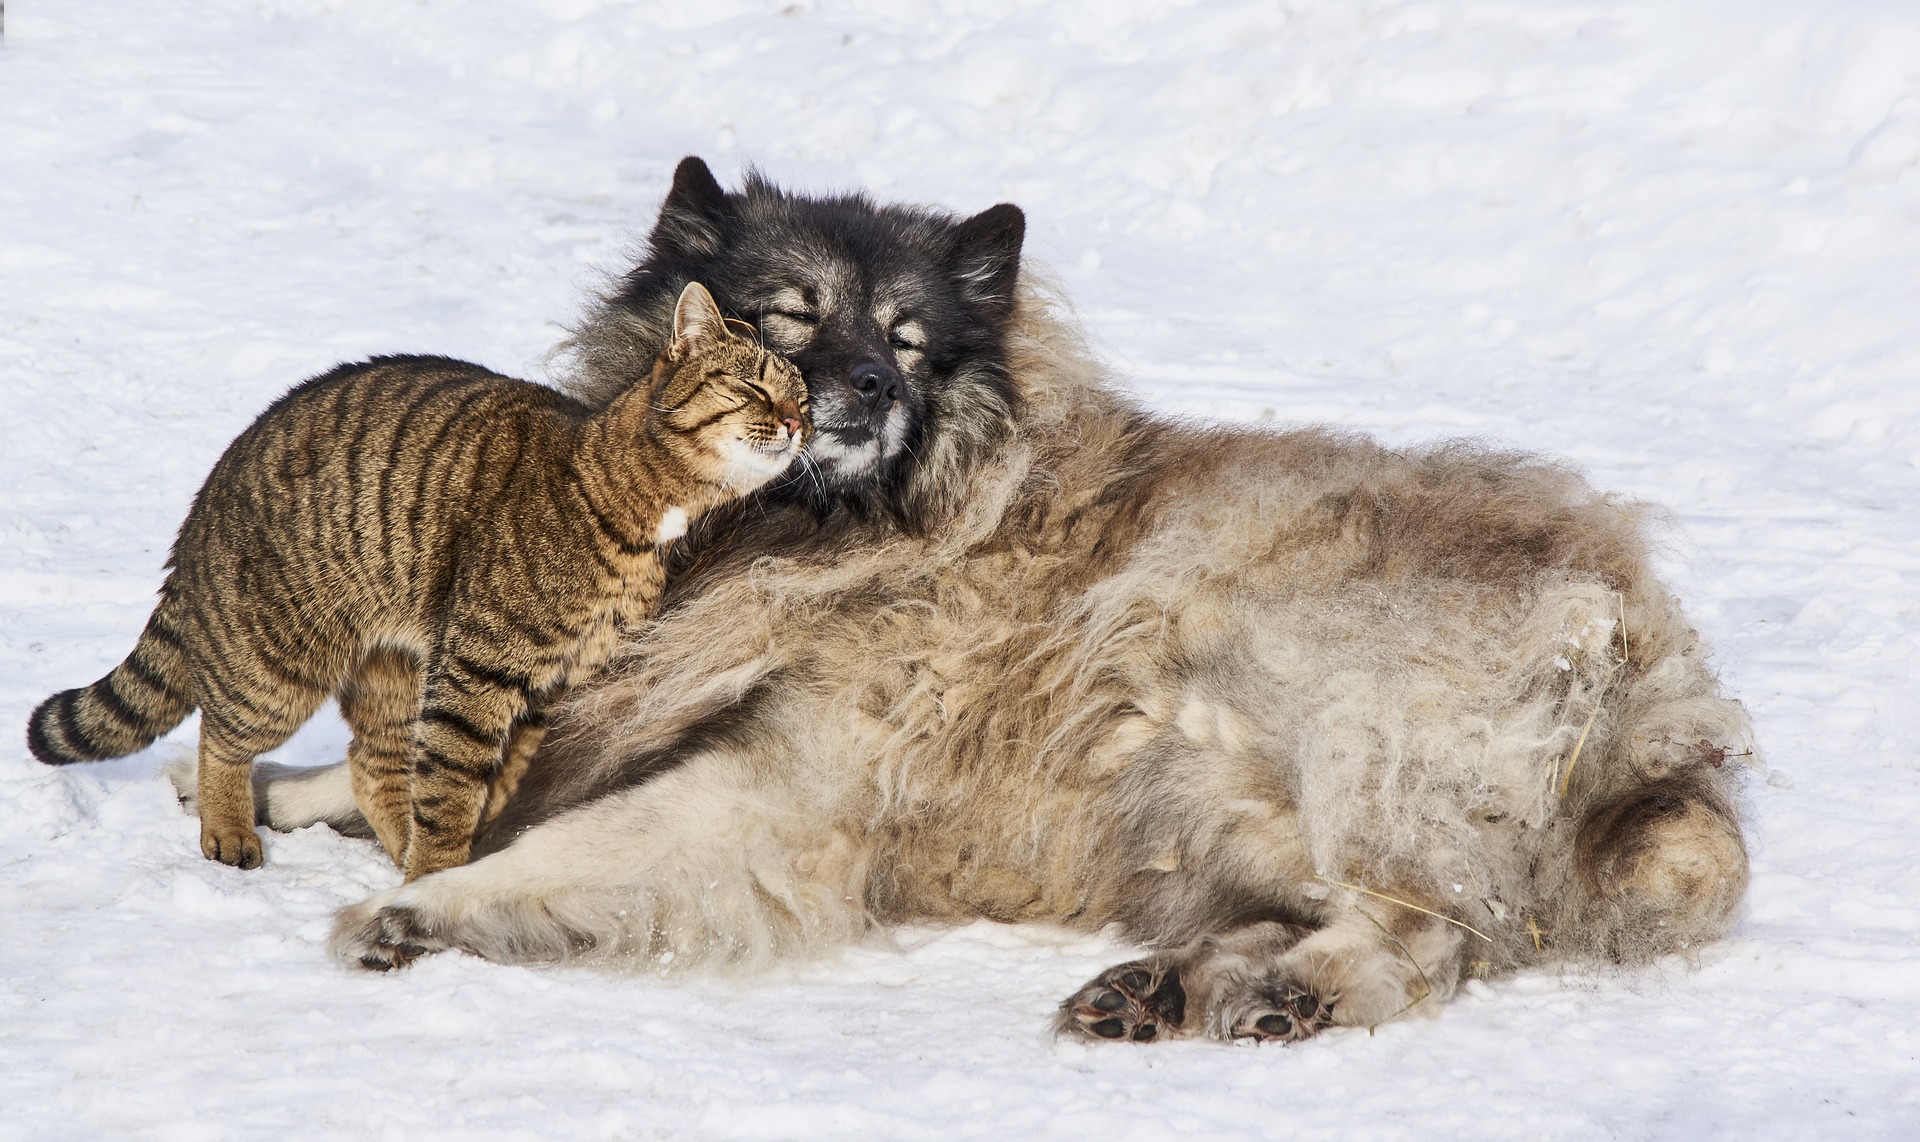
[4,0,1918,1137]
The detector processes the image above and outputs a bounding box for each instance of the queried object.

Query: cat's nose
[776,399,805,442]
[847,361,901,411]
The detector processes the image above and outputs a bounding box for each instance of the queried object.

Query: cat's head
[651,281,811,495]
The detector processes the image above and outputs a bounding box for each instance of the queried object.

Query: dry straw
[1315,876,1494,944]
[1556,594,1630,800]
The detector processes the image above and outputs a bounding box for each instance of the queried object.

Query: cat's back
[207,353,577,481]
[182,355,584,570]
[237,355,579,447]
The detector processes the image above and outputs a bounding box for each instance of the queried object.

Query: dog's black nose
[848,362,902,411]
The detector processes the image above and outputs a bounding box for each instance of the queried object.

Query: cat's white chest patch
[655,506,689,545]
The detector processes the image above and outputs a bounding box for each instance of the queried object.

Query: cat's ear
[722,316,759,341]
[950,203,1025,320]
[649,157,733,259]
[670,282,728,359]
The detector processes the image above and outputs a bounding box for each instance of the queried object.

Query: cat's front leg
[481,701,551,832]
[402,642,530,880]
[339,645,426,868]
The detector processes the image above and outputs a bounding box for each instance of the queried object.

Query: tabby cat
[27,282,809,880]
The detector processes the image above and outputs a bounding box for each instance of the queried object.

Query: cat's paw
[200,823,263,870]
[332,896,445,971]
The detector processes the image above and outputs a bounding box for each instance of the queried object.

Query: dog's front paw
[331,896,445,972]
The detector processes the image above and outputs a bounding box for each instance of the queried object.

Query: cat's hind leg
[193,686,329,869]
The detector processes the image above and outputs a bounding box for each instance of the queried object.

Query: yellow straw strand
[1557,595,1632,800]
[1557,657,1624,799]
[1315,876,1494,943]
[1353,904,1435,1033]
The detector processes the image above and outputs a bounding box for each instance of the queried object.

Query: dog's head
[575,158,1025,524]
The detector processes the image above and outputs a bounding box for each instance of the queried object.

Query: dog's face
[609,158,1025,517]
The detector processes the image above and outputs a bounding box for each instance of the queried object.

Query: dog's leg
[1059,892,1469,1044]
[330,752,866,972]
[1056,921,1306,1043]
[1571,773,1748,959]
[167,756,375,839]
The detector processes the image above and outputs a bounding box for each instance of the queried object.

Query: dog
[237,158,1752,1043]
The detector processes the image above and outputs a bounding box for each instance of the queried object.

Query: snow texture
[3,0,1918,1137]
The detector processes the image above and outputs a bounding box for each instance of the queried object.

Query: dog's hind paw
[1056,959,1188,1043]
[1222,984,1333,1044]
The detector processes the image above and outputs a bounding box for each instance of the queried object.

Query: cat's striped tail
[27,596,195,764]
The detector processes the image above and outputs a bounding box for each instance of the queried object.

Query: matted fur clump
[274,161,1751,1045]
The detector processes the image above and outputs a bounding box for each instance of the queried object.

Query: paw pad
[1061,962,1186,1043]
[335,906,441,972]
[1231,987,1331,1044]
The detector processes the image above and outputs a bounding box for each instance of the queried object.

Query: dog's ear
[950,203,1025,319]
[669,282,728,360]
[650,157,733,259]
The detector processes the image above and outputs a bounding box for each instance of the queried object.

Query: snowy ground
[4,0,1918,1137]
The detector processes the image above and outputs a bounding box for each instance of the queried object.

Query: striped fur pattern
[30,282,808,879]
[267,164,1748,1043]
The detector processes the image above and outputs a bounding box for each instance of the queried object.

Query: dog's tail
[28,595,195,764]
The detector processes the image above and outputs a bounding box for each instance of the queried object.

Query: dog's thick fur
[251,161,1752,1043]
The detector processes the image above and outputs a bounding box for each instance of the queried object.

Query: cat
[27,281,809,880]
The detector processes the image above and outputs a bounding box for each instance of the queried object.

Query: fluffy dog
[249,159,1752,1043]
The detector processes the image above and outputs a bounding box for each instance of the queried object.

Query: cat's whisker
[792,451,828,498]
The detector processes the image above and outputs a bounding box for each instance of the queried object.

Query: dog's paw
[1057,959,1187,1043]
[331,897,444,972]
[160,752,198,813]
[1223,985,1333,1044]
